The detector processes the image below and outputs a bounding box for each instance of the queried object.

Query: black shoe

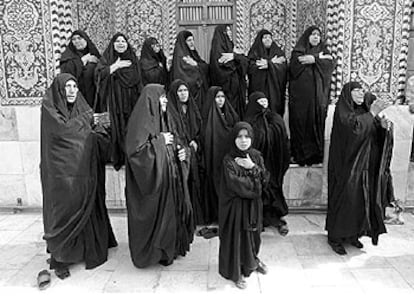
[328,240,347,255]
[256,260,268,275]
[350,239,363,249]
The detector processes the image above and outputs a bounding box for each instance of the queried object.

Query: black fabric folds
[171,30,209,109]
[209,25,248,118]
[325,82,395,245]
[139,37,168,86]
[41,73,117,270]
[201,86,239,223]
[288,26,334,165]
[60,30,101,107]
[95,32,143,170]
[218,122,269,282]
[168,79,205,225]
[248,29,287,116]
[245,92,290,225]
[125,84,194,268]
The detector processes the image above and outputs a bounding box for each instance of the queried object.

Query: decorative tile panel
[343,0,411,100]
[0,0,55,105]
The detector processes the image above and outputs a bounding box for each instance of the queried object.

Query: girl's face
[225,26,233,42]
[185,36,195,50]
[72,35,87,51]
[215,91,226,108]
[235,129,252,151]
[177,84,189,103]
[65,80,78,103]
[159,94,168,112]
[257,97,269,109]
[151,42,161,53]
[114,36,128,53]
[351,88,364,105]
[309,30,321,47]
[262,34,272,49]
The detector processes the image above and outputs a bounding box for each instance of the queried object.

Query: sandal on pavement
[234,277,247,289]
[37,269,51,290]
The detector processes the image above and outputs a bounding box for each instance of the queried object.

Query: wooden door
[177,0,235,63]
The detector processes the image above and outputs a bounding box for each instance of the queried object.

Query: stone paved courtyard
[0,211,413,295]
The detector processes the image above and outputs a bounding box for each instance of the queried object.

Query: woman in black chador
[326,81,394,255]
[171,30,209,109]
[218,122,269,289]
[139,37,168,87]
[41,73,117,280]
[201,86,239,224]
[248,29,287,116]
[60,30,100,108]
[95,33,143,170]
[168,79,205,225]
[210,25,248,118]
[289,26,334,165]
[245,91,290,235]
[125,84,194,268]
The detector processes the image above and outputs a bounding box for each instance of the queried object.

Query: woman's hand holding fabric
[379,115,392,130]
[177,147,186,162]
[319,52,333,60]
[183,56,197,66]
[256,58,268,69]
[161,132,174,145]
[271,55,286,64]
[81,54,99,65]
[370,99,391,117]
[218,53,234,64]
[110,57,132,73]
[235,154,256,169]
[298,55,315,64]
[189,140,198,152]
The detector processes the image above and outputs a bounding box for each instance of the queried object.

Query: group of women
[39,24,395,290]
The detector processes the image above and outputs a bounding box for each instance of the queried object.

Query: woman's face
[351,88,364,105]
[114,36,128,53]
[177,84,189,103]
[65,80,78,103]
[151,42,161,53]
[159,94,168,112]
[309,30,321,47]
[257,97,268,109]
[71,35,87,51]
[235,129,252,151]
[262,34,272,49]
[215,91,226,108]
[185,36,195,50]
[225,26,233,42]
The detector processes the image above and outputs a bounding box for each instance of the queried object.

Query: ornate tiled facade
[0,0,55,105]
[342,0,412,100]
[0,0,411,105]
[0,0,413,208]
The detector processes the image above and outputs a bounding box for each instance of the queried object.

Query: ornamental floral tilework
[296,0,328,39]
[343,0,409,100]
[247,0,293,53]
[75,0,116,54]
[123,0,167,55]
[0,0,55,105]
